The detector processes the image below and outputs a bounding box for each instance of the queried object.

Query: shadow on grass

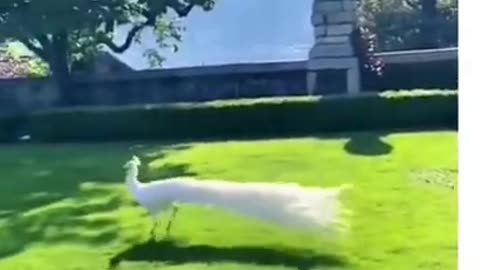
[0,186,123,258]
[188,129,396,157]
[109,239,347,270]
[343,132,393,156]
[0,143,195,259]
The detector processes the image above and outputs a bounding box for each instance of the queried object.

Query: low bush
[0,113,28,142]
[1,90,457,142]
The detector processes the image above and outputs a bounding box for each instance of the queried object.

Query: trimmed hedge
[1,90,457,142]
[0,113,28,142]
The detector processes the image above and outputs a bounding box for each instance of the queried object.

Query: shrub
[0,113,28,142]
[18,90,457,142]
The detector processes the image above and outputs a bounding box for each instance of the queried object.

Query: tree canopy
[0,0,215,98]
[358,0,457,51]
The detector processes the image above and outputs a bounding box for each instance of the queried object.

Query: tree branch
[404,0,420,10]
[99,1,195,53]
[105,19,114,33]
[36,35,52,49]
[18,37,48,60]
[99,11,156,53]
[100,24,145,53]
[169,3,195,17]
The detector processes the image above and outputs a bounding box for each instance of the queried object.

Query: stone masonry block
[309,43,354,58]
[314,24,354,37]
[311,11,355,25]
[313,0,355,13]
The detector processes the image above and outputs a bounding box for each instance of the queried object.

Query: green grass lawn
[0,131,457,270]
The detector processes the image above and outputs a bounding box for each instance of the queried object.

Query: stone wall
[307,0,360,95]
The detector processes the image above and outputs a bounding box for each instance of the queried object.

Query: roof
[0,55,33,79]
[93,51,134,73]
[0,50,134,79]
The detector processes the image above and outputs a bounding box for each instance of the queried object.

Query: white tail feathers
[278,183,353,236]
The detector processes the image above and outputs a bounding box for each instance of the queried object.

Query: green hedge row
[1,90,458,142]
[0,113,28,142]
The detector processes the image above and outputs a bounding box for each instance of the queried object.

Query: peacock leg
[165,204,179,236]
[150,218,160,240]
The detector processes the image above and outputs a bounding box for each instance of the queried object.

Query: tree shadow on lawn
[109,238,348,270]
[0,143,195,259]
[342,131,393,156]
[0,190,122,258]
[176,130,395,157]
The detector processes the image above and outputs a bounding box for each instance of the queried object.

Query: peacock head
[123,155,141,171]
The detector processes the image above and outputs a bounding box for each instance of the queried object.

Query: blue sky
[111,0,314,70]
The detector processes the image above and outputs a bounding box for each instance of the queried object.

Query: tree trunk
[419,0,438,49]
[48,32,74,106]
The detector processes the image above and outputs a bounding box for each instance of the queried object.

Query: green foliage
[0,0,216,75]
[17,90,458,142]
[0,43,49,77]
[357,0,458,51]
[24,58,50,78]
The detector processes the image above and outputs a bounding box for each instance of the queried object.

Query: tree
[357,0,457,51]
[405,0,438,48]
[0,0,216,104]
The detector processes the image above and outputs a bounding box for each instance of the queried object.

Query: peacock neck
[126,166,140,191]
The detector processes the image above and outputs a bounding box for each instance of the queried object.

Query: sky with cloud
[111,0,314,70]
